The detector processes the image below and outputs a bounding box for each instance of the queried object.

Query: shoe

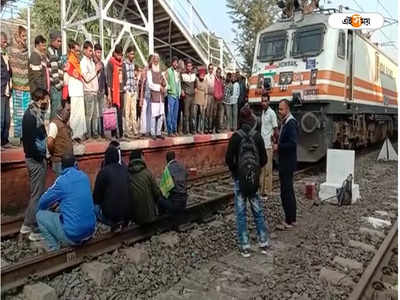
[28,232,44,241]
[151,135,157,140]
[240,248,251,258]
[20,225,33,234]
[260,243,271,255]
[157,135,165,140]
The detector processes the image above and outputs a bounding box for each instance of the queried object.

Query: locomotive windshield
[292,24,325,58]
[258,30,287,62]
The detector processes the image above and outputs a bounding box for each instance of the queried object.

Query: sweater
[38,167,96,243]
[47,46,63,90]
[28,48,49,93]
[8,46,30,91]
[128,159,160,225]
[225,123,268,179]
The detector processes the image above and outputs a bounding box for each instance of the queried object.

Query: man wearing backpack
[225,105,270,258]
[273,99,298,230]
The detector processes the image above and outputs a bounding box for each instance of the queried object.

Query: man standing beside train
[273,99,298,230]
[260,91,278,197]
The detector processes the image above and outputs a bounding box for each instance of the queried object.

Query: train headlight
[279,72,294,85]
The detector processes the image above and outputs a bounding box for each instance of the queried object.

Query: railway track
[348,220,398,300]
[0,167,230,240]
[1,165,319,294]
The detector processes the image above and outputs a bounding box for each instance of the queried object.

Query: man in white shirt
[226,73,240,131]
[81,41,101,139]
[260,91,278,196]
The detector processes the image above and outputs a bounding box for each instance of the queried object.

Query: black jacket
[278,115,298,173]
[1,54,11,97]
[22,108,47,162]
[128,158,160,225]
[225,123,267,179]
[168,160,188,202]
[93,148,133,223]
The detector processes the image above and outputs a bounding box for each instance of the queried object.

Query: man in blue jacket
[36,154,96,251]
[273,99,298,230]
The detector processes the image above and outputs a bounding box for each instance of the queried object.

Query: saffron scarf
[110,56,122,107]
[66,52,82,80]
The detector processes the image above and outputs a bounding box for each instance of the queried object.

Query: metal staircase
[59,0,239,70]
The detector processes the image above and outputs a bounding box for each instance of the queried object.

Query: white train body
[248,10,398,162]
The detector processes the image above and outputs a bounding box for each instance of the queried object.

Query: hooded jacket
[93,147,133,223]
[38,166,96,243]
[128,158,160,225]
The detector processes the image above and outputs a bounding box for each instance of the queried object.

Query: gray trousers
[225,103,238,131]
[213,102,225,131]
[24,158,47,227]
[183,95,194,134]
[205,95,215,131]
[84,92,99,138]
[97,92,105,137]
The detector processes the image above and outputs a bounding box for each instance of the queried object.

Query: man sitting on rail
[158,151,188,217]
[128,149,160,225]
[93,146,132,231]
[36,154,96,251]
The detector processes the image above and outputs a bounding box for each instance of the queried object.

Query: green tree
[226,0,278,73]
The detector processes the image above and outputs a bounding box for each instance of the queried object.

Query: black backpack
[236,127,261,197]
[337,174,353,206]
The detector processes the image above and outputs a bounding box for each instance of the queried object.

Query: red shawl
[110,56,122,107]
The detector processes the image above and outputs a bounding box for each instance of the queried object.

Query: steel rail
[1,190,232,293]
[1,165,319,293]
[348,220,398,300]
[1,167,229,239]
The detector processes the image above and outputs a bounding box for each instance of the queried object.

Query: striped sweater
[47,46,63,90]
[8,46,30,91]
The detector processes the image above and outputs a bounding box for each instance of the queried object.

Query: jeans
[24,158,47,228]
[50,87,62,120]
[225,103,238,131]
[233,179,269,250]
[167,95,179,134]
[36,210,76,251]
[1,95,10,145]
[84,93,99,138]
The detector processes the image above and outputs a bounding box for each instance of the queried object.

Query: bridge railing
[162,0,238,70]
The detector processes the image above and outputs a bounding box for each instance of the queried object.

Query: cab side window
[337,30,346,59]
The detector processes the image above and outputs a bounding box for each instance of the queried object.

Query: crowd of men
[0,26,248,148]
[2,27,299,257]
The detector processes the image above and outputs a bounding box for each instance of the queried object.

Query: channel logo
[328,13,384,30]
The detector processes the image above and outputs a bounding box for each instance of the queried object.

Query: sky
[1,0,398,60]
[194,0,398,61]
